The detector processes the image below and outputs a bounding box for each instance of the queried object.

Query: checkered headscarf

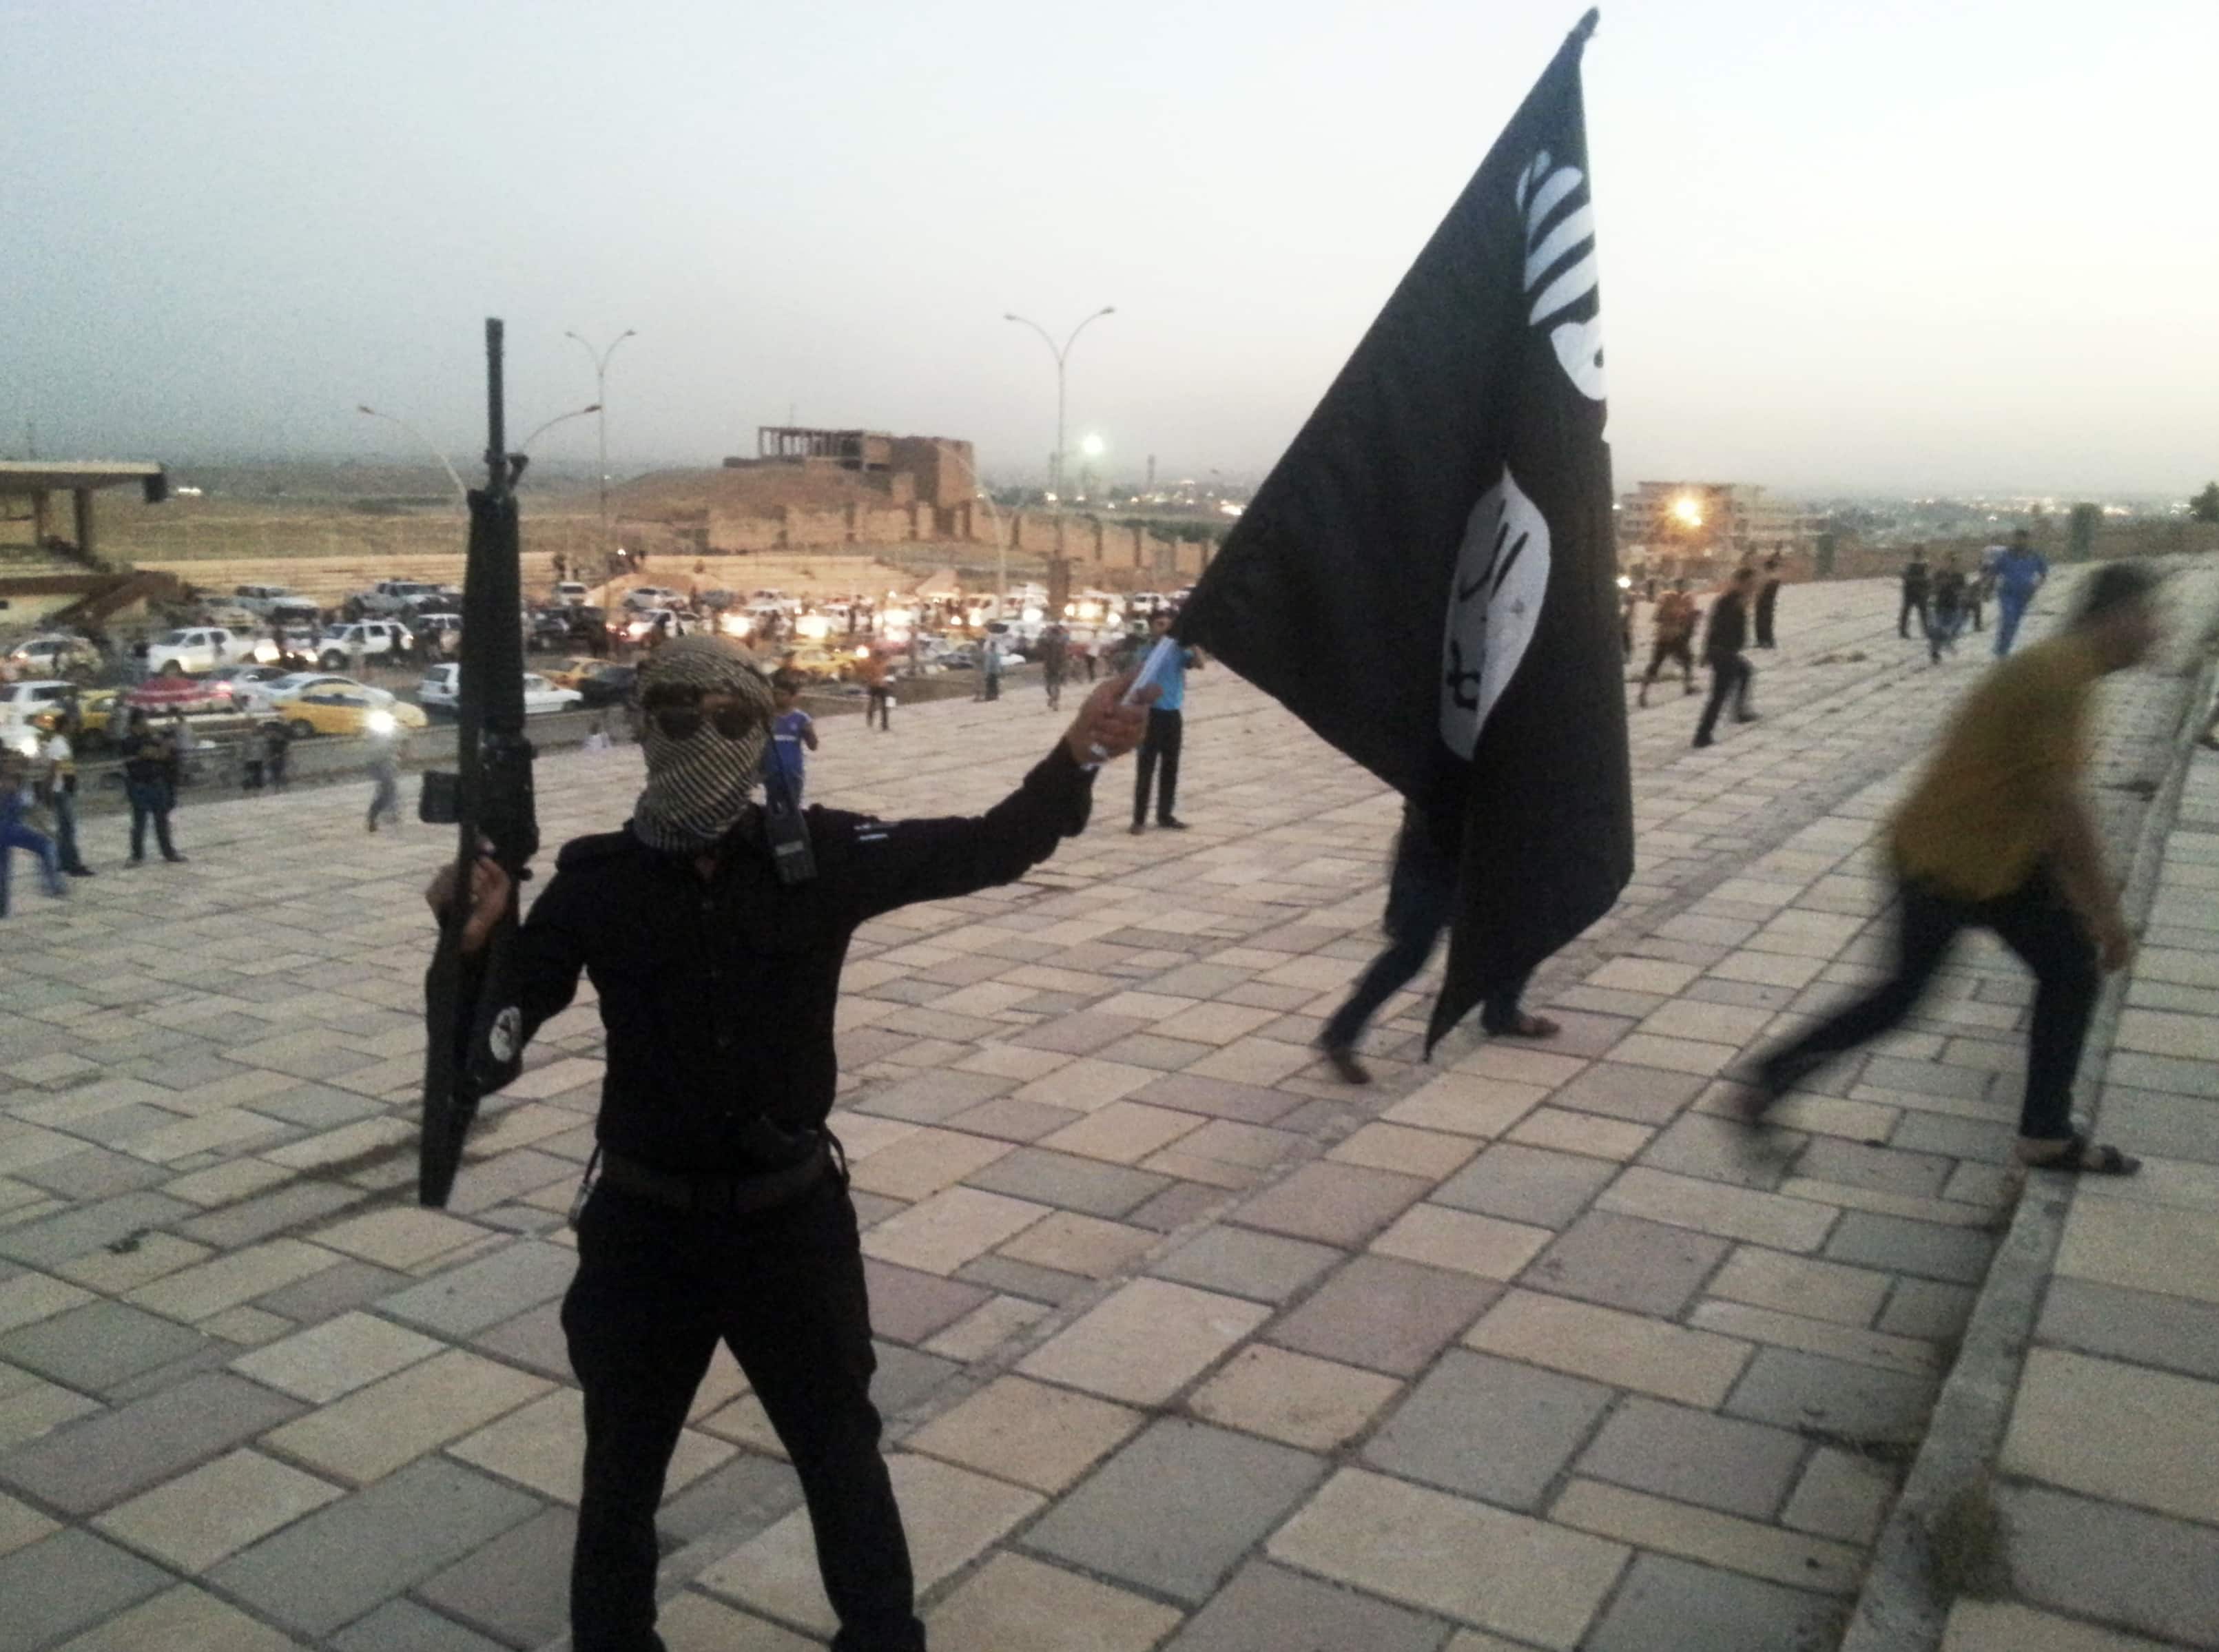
[629,636,775,854]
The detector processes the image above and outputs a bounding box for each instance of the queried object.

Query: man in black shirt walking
[118,712,186,864]
[1693,567,1759,749]
[429,635,1153,1652]
[1899,549,1931,639]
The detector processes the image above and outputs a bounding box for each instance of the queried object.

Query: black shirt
[1703,590,1748,663]
[119,733,169,787]
[484,743,1095,1173]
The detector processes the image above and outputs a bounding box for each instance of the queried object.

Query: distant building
[1616,481,1821,568]
[723,428,976,510]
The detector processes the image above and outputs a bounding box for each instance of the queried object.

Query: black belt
[598,1142,831,1215]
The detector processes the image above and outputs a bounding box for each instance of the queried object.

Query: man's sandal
[2021,1133,2140,1175]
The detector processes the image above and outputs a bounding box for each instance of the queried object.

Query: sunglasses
[639,685,762,741]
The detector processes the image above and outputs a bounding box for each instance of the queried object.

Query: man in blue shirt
[1131,612,1199,834]
[1992,528,2048,657]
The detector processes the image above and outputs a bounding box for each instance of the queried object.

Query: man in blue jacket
[1992,528,2049,657]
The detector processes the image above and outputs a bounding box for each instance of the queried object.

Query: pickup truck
[316,620,413,670]
[145,626,261,675]
[229,584,316,619]
[358,579,442,616]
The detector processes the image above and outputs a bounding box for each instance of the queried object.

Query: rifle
[419,318,540,1208]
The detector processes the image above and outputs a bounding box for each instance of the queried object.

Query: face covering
[629,635,775,854]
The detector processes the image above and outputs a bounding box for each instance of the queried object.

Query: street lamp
[355,404,467,508]
[515,404,601,462]
[1003,307,1115,503]
[564,328,637,566]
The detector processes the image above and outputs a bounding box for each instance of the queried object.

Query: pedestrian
[129,630,151,686]
[1967,546,1996,632]
[118,712,185,864]
[1992,527,2049,657]
[768,670,818,806]
[1746,562,2163,1175]
[424,637,1155,1652]
[1040,622,1069,712]
[38,719,92,877]
[1926,553,1967,663]
[1638,579,1701,708]
[263,721,292,793]
[1691,567,1759,748]
[1316,803,1560,1083]
[1131,610,1201,834]
[1753,553,1782,648]
[367,736,403,833]
[981,631,1004,702]
[855,650,894,733]
[1898,549,1931,639]
[1620,586,1638,662]
[0,749,68,917]
[1080,632,1100,683]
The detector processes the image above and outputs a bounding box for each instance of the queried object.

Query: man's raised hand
[1064,670,1157,766]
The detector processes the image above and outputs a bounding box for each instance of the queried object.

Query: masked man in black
[430,635,1153,1651]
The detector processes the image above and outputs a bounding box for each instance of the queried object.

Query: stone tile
[311,1206,492,1269]
[52,1230,214,1297]
[1326,1121,1478,1179]
[1782,1445,1895,1544]
[1826,1208,1996,1284]
[2056,1195,2219,1305]
[48,1581,308,1651]
[957,1253,1092,1306]
[698,1453,1040,1635]
[1150,1226,1342,1303]
[906,1374,1143,1494]
[0,1371,302,1516]
[928,1551,1183,1652]
[845,1126,1013,1200]
[1940,1598,2181,1652]
[1999,1481,2219,1650]
[376,1241,579,1337]
[1691,1299,1943,1377]
[415,1504,575,1650]
[1161,1558,1447,1652]
[94,1447,341,1571]
[0,1299,207,1393]
[1022,1417,1325,1604]
[653,1591,819,1650]
[1505,1107,1655,1161]
[331,1597,511,1651]
[0,1489,54,1560]
[1640,1110,1805,1192]
[1576,1394,1804,1518]
[228,1308,447,1403]
[0,1270,94,1335]
[963,1148,1171,1217]
[1189,1344,1401,1450]
[1038,1100,1204,1164]
[0,1374,100,1451]
[0,1190,194,1268]
[657,1452,805,1549]
[860,1260,991,1345]
[1131,1072,1308,1124]
[1589,957,1703,994]
[2036,1275,2219,1383]
[208,1458,541,1640]
[1599,1166,1837,1252]
[1469,1287,1753,1407]
[451,1386,731,1505]
[1267,1252,1497,1376]
[1551,1060,1711,1124]
[1370,1203,1552,1280]
[1232,1160,1430,1246]
[998,1210,1157,1279]
[1019,1278,1268,1405]
[1363,1349,1611,1510]
[922,1294,1049,1361]
[122,1237,339,1323]
[262,1348,551,1485]
[1381,1072,1547,1137]
[1268,1467,1628,1651]
[0,1527,172,1652]
[1725,1346,1937,1443]
[1554,1477,1861,1593]
[1581,1550,1848,1652]
[860,1186,1051,1276]
[1709,1244,1892,1328]
[1523,1210,1730,1316]
[175,1179,361,1250]
[2003,1345,2219,1525]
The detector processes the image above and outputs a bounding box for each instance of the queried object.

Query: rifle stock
[420,318,539,1208]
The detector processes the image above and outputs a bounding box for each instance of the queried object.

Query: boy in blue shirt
[1992,528,2048,657]
[767,671,818,805]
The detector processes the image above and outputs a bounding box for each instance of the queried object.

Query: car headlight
[7,732,37,758]
[364,710,398,736]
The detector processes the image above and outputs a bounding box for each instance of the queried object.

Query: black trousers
[562,1179,922,1652]
[1754,595,1777,648]
[125,783,177,860]
[1133,707,1183,824]
[867,686,893,731]
[1763,865,2096,1142]
[1693,656,1753,743]
[1899,593,1928,637]
[1641,634,1694,695]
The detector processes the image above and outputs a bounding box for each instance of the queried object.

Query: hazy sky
[8,0,2216,495]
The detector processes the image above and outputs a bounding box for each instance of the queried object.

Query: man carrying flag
[1173,10,1630,1048]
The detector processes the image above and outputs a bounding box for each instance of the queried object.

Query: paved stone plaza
[1,569,2215,1651]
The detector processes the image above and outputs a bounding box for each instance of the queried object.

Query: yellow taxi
[541,655,606,690]
[778,645,857,683]
[281,688,431,739]
[31,689,123,750]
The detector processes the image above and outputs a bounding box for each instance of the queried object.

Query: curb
[1839,592,2219,1651]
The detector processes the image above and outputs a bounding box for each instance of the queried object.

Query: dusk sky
[8,0,2215,496]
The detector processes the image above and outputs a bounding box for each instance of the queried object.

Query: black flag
[1176,10,1629,1050]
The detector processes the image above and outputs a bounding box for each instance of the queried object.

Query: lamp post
[564,329,637,567]
[1002,307,1115,504]
[515,403,601,461]
[355,405,468,508]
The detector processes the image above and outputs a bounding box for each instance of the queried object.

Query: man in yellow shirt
[1746,561,2161,1174]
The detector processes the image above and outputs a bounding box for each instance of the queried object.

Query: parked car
[526,608,575,650]
[281,687,431,739]
[574,663,638,709]
[541,656,606,690]
[124,675,241,717]
[553,581,590,606]
[0,679,81,741]
[145,626,260,675]
[358,579,442,616]
[3,634,101,679]
[415,665,584,717]
[316,621,413,670]
[229,584,302,617]
[621,607,693,643]
[264,672,398,708]
[202,663,288,716]
[30,688,123,751]
[621,586,683,612]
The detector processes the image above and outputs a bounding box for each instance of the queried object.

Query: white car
[3,634,99,677]
[416,665,583,716]
[200,664,288,715]
[265,672,398,708]
[316,621,413,670]
[358,579,441,616]
[145,626,260,675]
[553,581,590,606]
[622,586,683,612]
[0,680,79,742]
